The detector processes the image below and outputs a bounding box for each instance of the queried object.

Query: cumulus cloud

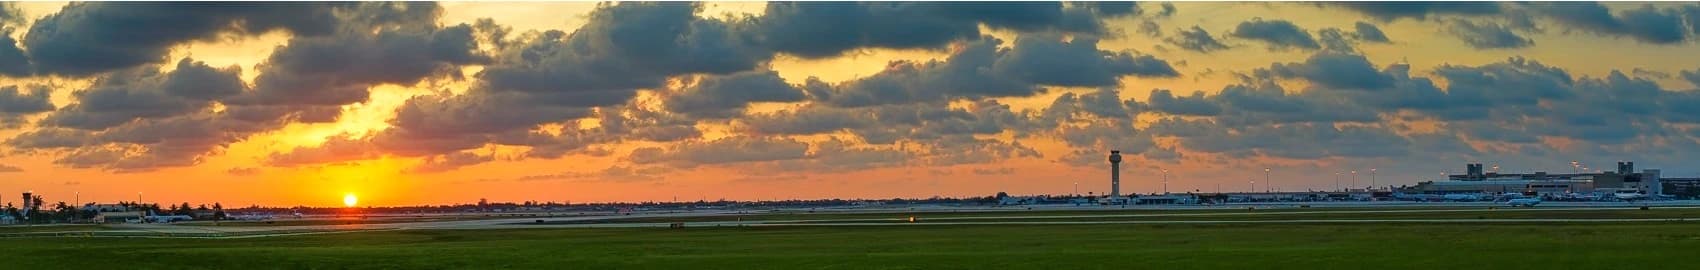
[1448,20,1534,49]
[665,70,808,118]
[1164,26,1230,53]
[1353,22,1392,42]
[628,136,810,167]
[1682,68,1700,88]
[21,2,346,76]
[758,2,1119,58]
[1231,18,1320,50]
[1524,2,1690,44]
[1261,52,1396,90]
[0,27,27,77]
[0,85,53,128]
[1147,89,1221,116]
[1329,2,1504,21]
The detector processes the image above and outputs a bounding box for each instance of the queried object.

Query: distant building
[1405,162,1662,196]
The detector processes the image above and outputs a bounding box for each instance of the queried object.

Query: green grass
[534,206,1488,225]
[783,208,1700,224]
[179,216,523,227]
[3,223,1699,269]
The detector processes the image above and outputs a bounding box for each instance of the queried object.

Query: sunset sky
[4,2,1700,207]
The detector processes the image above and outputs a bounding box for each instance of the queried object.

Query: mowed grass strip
[782,208,1700,224]
[3,223,1698,269]
[530,206,1491,225]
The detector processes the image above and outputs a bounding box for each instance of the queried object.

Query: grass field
[529,206,1491,225]
[3,223,1698,269]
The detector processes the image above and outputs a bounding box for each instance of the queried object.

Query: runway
[9,201,1700,238]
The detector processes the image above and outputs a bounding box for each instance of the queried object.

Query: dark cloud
[1682,68,1700,88]
[1262,52,1395,90]
[1353,22,1391,43]
[1524,3,1690,44]
[1147,89,1221,116]
[409,152,496,173]
[1231,18,1320,50]
[819,35,1175,107]
[0,85,53,128]
[0,27,27,77]
[1136,20,1161,37]
[39,59,244,130]
[995,33,1180,86]
[21,2,346,76]
[1074,1,1139,17]
[628,136,810,167]
[1164,26,1229,53]
[1448,20,1534,49]
[758,2,1112,59]
[1317,28,1356,52]
[665,70,808,118]
[1330,2,1503,21]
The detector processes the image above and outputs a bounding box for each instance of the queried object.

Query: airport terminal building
[1403,162,1662,196]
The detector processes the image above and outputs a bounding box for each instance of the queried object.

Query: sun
[343,193,359,207]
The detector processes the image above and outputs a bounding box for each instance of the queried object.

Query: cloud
[1164,26,1230,53]
[0,3,21,25]
[515,165,668,183]
[1329,2,1503,21]
[1261,52,1395,90]
[0,27,27,77]
[1524,2,1689,44]
[757,2,1118,58]
[1147,89,1221,116]
[628,136,810,167]
[1447,20,1534,49]
[1353,22,1391,42]
[409,152,496,173]
[20,2,346,76]
[818,35,1176,107]
[664,70,808,118]
[1231,18,1320,50]
[1682,68,1700,88]
[0,163,20,172]
[0,85,53,128]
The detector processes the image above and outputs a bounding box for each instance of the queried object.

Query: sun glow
[343,193,359,207]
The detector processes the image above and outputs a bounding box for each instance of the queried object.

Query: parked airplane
[145,210,194,223]
[1507,198,1542,207]
[1442,193,1482,202]
[1612,189,1649,201]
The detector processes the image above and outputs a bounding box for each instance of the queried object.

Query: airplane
[1507,198,1542,207]
[1442,193,1482,202]
[226,212,274,221]
[145,210,194,223]
[1612,189,1649,201]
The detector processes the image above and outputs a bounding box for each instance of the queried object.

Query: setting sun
[343,193,359,207]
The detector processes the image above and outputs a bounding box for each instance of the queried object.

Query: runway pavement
[8,201,1700,238]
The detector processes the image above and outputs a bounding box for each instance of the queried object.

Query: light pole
[1571,161,1580,174]
[1249,178,1255,193]
[1334,172,1341,192]
[1161,169,1169,195]
[1073,182,1079,196]
[1264,168,1271,193]
[1351,170,1358,190]
[1370,168,1377,191]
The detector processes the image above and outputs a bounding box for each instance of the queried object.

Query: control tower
[1108,150,1122,197]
